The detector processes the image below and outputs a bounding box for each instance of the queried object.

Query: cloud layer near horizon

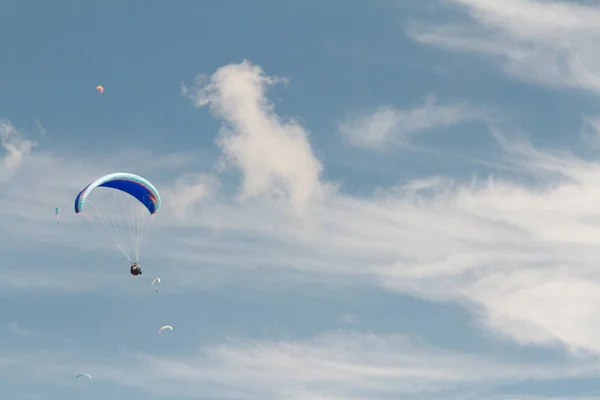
[3,329,598,400]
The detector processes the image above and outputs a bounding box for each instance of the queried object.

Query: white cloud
[161,173,218,219]
[0,120,35,182]
[341,313,357,325]
[407,0,600,94]
[183,60,328,212]
[338,96,486,150]
[35,119,46,138]
[7,331,600,399]
[4,322,31,336]
[580,116,600,149]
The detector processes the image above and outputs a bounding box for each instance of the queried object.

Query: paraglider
[76,373,92,388]
[55,207,60,223]
[130,261,142,276]
[74,172,161,276]
[159,325,172,340]
[96,85,104,94]
[151,277,160,292]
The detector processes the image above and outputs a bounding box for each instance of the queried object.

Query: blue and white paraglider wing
[74,173,161,263]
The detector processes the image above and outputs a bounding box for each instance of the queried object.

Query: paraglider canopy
[76,374,92,380]
[151,277,161,292]
[74,172,161,264]
[159,325,172,334]
[159,325,172,340]
[75,172,160,215]
[96,85,104,94]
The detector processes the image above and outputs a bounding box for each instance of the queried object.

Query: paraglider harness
[130,262,142,276]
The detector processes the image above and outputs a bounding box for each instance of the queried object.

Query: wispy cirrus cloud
[337,96,486,150]
[6,331,600,400]
[0,120,35,182]
[580,116,600,149]
[406,0,600,94]
[161,173,219,219]
[4,322,32,336]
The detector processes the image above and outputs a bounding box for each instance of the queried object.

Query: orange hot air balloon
[96,85,104,94]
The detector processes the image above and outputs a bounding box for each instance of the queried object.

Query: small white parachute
[151,277,161,292]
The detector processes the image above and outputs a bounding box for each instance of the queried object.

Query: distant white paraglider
[159,325,172,340]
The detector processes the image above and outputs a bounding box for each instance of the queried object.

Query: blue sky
[4,0,600,399]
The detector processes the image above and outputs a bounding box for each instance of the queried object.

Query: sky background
[4,0,600,399]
